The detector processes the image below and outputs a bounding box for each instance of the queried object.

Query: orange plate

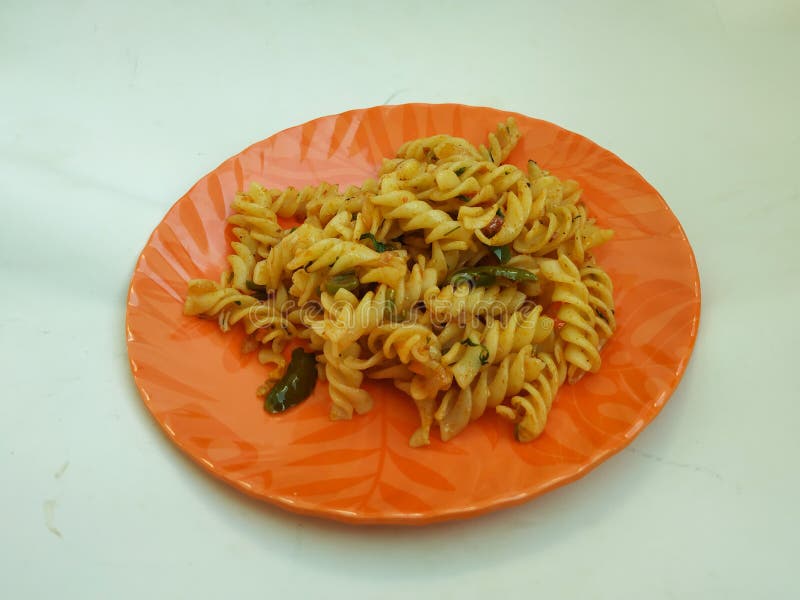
[126,104,701,524]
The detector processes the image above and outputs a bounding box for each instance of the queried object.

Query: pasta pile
[184,119,616,446]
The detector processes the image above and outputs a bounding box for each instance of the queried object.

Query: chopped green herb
[289,226,298,233]
[445,225,461,236]
[458,194,471,202]
[461,338,489,364]
[454,167,467,176]
[360,232,389,252]
[479,347,490,365]
[496,208,505,218]
[234,300,241,306]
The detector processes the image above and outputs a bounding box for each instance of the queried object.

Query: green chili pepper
[360,232,389,252]
[264,348,318,413]
[489,245,511,264]
[325,271,360,294]
[449,266,537,287]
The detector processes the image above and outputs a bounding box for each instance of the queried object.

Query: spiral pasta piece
[396,134,483,163]
[513,202,585,256]
[498,342,567,442]
[425,283,527,324]
[539,251,600,380]
[252,223,323,289]
[434,346,544,441]
[323,339,373,420]
[479,117,521,165]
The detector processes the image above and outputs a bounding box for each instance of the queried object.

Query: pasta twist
[322,286,393,347]
[439,306,554,389]
[497,342,567,442]
[240,182,307,220]
[425,283,527,324]
[582,262,616,343]
[539,251,601,380]
[389,256,439,317]
[228,193,284,249]
[377,198,473,252]
[287,238,381,275]
[513,202,585,256]
[527,160,582,209]
[479,117,521,165]
[396,134,483,163]
[252,223,323,289]
[434,346,544,441]
[322,339,373,420]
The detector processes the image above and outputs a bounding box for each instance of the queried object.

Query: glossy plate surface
[126,103,701,524]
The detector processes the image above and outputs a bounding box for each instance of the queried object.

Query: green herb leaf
[457,194,471,202]
[496,208,504,218]
[454,167,466,176]
[360,232,388,252]
[460,339,489,364]
[479,346,490,365]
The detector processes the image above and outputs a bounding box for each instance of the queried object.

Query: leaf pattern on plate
[126,104,701,524]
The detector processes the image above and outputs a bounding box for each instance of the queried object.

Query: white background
[2,1,798,598]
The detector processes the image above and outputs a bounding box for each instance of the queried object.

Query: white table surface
[3,1,798,598]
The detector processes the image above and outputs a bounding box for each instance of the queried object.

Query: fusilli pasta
[184,118,616,446]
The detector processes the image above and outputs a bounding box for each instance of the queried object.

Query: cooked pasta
[184,118,616,446]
